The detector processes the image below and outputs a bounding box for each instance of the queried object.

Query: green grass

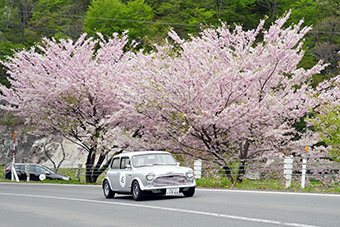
[195,176,340,193]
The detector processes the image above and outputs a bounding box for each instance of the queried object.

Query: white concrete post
[11,166,19,182]
[11,134,19,182]
[194,160,202,179]
[301,154,307,189]
[26,164,30,182]
[284,156,293,188]
[76,163,82,181]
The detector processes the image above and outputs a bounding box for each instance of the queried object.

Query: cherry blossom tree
[126,11,326,182]
[310,75,340,159]
[0,11,330,184]
[0,32,138,183]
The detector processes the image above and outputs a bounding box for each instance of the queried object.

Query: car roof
[114,151,171,158]
[13,163,40,166]
[9,163,47,168]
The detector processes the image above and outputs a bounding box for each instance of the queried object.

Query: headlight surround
[146,172,155,181]
[186,169,194,178]
[61,176,70,181]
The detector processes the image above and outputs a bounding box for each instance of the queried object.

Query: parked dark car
[5,163,71,181]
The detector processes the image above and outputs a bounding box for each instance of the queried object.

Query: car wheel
[183,187,195,197]
[103,180,115,199]
[132,181,145,201]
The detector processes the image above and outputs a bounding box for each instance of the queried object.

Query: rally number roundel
[119,173,126,187]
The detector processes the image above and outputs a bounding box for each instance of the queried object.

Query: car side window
[30,165,36,172]
[15,164,25,170]
[111,158,120,169]
[35,166,46,174]
[120,157,130,169]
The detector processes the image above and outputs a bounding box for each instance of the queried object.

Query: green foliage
[214,0,260,27]
[84,0,125,36]
[0,0,338,51]
[0,1,22,44]
[154,0,216,36]
[311,105,340,158]
[315,0,340,18]
[0,41,25,61]
[26,0,86,44]
[287,0,319,26]
[83,0,154,41]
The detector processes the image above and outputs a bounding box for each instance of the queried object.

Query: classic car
[102,151,196,201]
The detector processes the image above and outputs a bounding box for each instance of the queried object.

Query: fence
[190,155,340,189]
[55,155,340,187]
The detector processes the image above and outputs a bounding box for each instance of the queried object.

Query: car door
[30,165,48,181]
[15,164,27,181]
[117,157,133,192]
[107,157,120,191]
[28,165,40,181]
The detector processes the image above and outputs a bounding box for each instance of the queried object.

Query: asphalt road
[0,182,339,227]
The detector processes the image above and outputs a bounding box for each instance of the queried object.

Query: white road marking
[197,188,340,197]
[0,192,319,227]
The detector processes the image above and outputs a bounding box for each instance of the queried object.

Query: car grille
[153,175,186,187]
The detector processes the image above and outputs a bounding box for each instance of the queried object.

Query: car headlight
[61,176,70,181]
[146,172,155,181]
[186,169,194,178]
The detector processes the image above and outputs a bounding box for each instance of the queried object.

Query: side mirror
[177,162,180,167]
[126,164,132,169]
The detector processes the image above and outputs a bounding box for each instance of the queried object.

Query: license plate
[166,188,179,195]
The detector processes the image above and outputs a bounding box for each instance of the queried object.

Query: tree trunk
[85,151,96,183]
[89,154,107,183]
[236,160,247,183]
[223,165,233,183]
[84,149,122,183]
[236,139,250,183]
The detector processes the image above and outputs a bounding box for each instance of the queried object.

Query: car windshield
[132,154,177,167]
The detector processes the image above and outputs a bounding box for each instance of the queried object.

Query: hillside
[0,110,86,168]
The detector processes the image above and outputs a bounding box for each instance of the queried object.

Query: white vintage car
[102,151,196,201]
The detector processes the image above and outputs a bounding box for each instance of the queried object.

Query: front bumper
[140,176,196,191]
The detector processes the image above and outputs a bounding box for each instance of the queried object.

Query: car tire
[103,180,115,198]
[183,187,195,197]
[132,181,145,201]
